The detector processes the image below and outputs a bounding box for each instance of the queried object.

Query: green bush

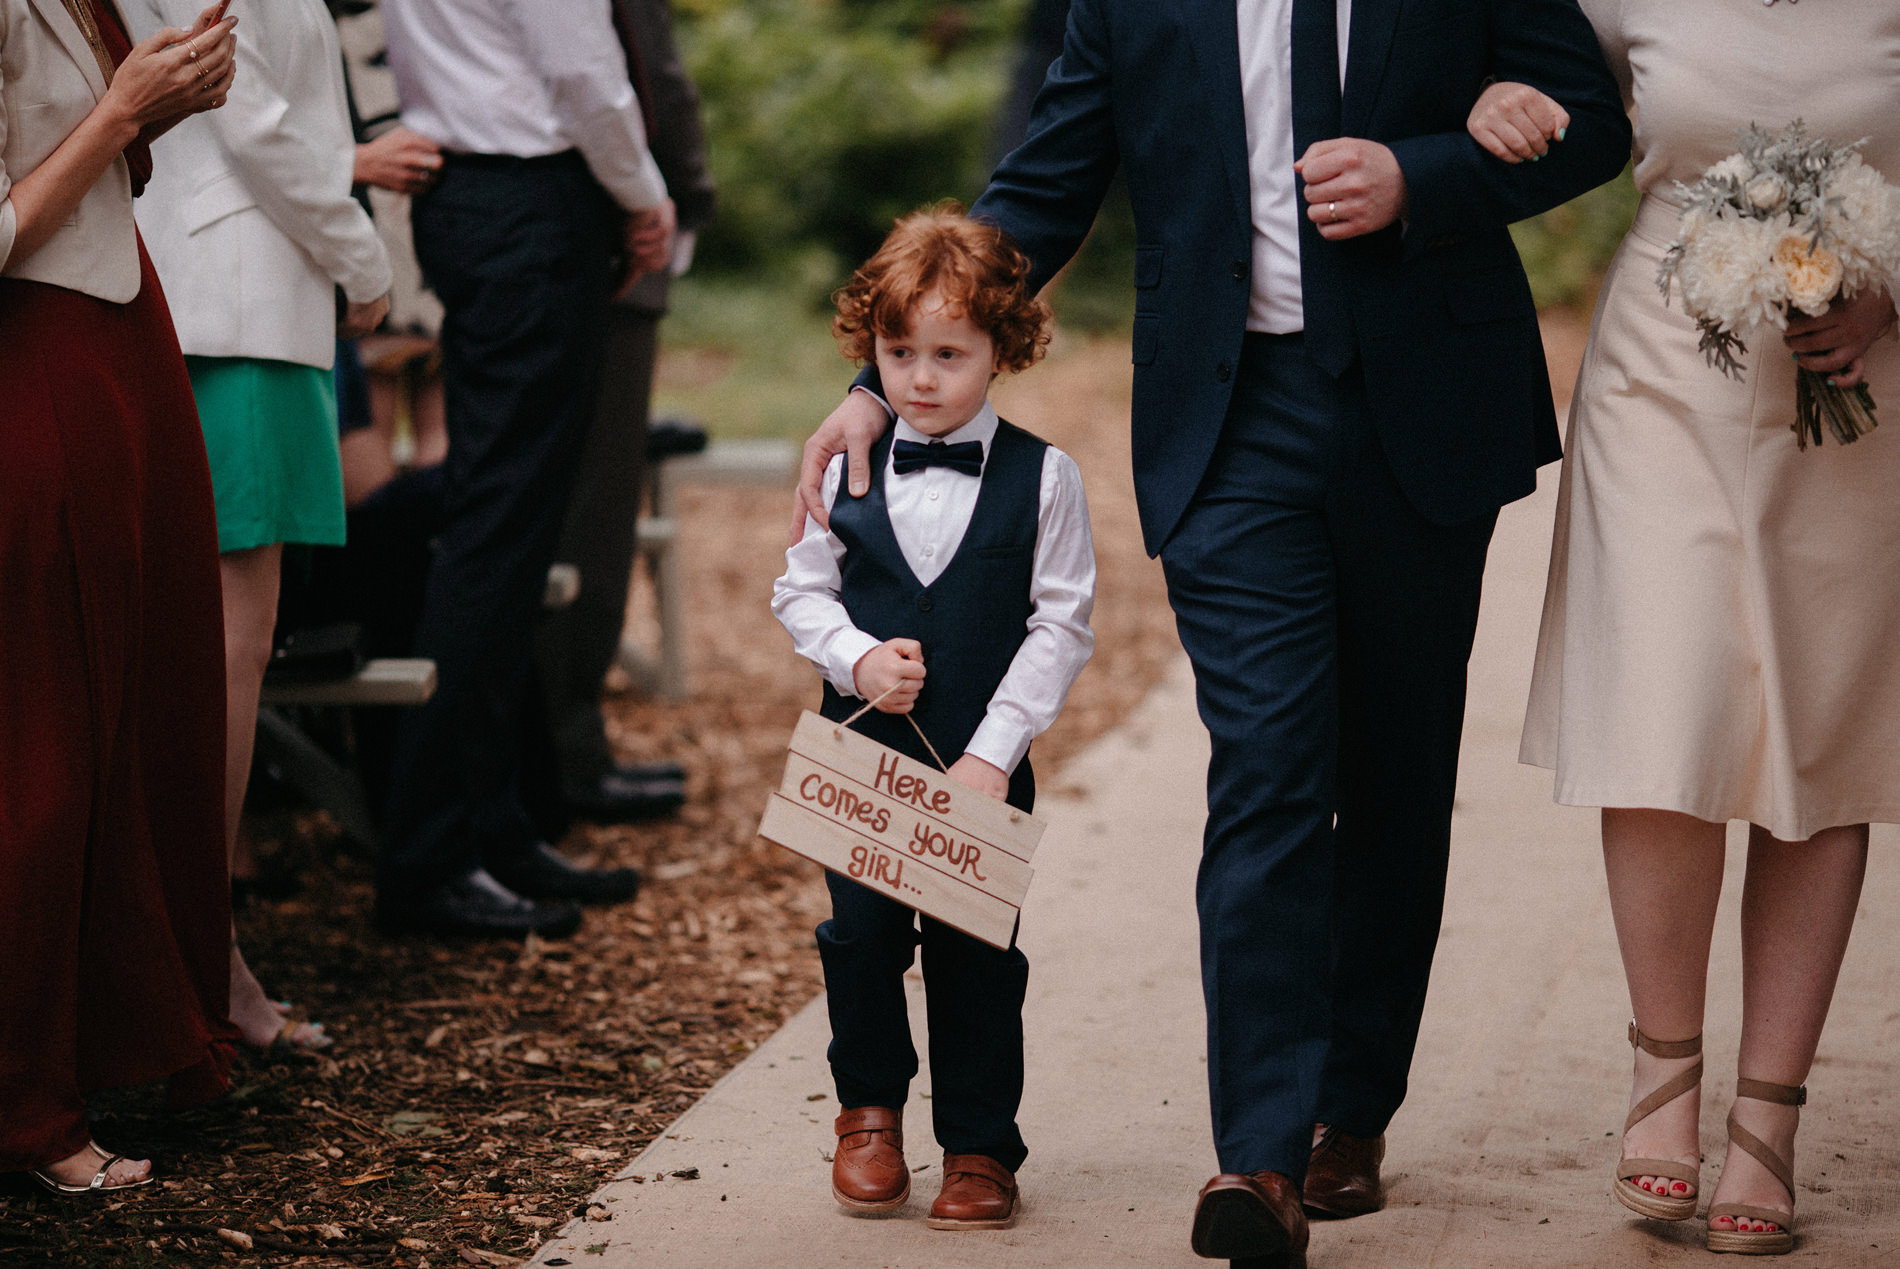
[676,0,1026,295]
[1511,165,1639,311]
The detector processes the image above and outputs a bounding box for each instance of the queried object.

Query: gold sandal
[1613,1022,1703,1221]
[1707,1078,1803,1256]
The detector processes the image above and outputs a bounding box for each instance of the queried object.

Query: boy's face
[874,289,998,438]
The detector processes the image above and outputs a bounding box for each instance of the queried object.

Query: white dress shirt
[380,0,666,214]
[772,403,1096,776]
[1237,0,1352,333]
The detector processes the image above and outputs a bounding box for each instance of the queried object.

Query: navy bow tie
[892,438,984,477]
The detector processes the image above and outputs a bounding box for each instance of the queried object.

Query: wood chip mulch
[0,337,1179,1268]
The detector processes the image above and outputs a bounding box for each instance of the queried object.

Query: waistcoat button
[917,595,934,613]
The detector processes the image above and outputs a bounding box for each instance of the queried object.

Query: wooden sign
[757,711,1045,950]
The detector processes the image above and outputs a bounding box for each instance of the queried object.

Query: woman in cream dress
[1470,0,1900,1254]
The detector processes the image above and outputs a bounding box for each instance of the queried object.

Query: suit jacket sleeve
[1387,0,1630,256]
[968,0,1121,296]
[616,0,715,232]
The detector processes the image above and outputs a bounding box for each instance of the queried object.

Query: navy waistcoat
[820,420,1047,813]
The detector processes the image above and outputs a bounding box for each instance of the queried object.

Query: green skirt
[186,356,346,553]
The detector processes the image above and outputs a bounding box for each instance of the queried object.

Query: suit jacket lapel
[28,0,111,102]
[1341,0,1402,137]
[1181,0,1254,233]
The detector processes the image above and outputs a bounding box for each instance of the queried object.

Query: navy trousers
[818,872,1030,1171]
[380,154,618,896]
[1160,333,1495,1181]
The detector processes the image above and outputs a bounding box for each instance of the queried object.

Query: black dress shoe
[379,868,582,939]
[488,841,640,905]
[563,766,685,824]
[616,759,686,784]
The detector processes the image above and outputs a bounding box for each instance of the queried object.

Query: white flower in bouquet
[1659,120,1900,447]
[1746,172,1789,213]
[1676,212,1789,333]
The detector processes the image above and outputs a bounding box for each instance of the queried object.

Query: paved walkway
[534,471,1900,1267]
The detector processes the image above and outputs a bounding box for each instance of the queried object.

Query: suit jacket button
[917,595,934,612]
[1216,361,1233,383]
[1230,260,1246,281]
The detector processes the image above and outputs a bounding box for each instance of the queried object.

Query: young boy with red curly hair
[772,205,1095,1230]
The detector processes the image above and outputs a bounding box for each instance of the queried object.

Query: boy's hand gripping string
[836,683,952,773]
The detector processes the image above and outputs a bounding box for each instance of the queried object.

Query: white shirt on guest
[772,403,1096,777]
[1238,0,1352,333]
[380,0,666,214]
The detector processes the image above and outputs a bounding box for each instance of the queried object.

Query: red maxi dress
[0,2,234,1173]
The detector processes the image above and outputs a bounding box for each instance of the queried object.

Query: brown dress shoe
[1303,1125,1385,1219]
[1191,1171,1309,1268]
[925,1154,1019,1230]
[831,1106,909,1212]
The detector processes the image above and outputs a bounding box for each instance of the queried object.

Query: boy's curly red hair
[833,202,1052,374]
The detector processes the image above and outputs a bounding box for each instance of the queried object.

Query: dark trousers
[818,872,1030,1171]
[533,303,659,792]
[379,154,618,897]
[1159,333,1495,1181]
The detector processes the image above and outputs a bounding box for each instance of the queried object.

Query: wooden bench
[618,438,798,700]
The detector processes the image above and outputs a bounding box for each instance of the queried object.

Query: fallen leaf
[316,1223,346,1240]
[584,1205,611,1222]
[384,1110,448,1137]
[669,1168,699,1180]
[569,1148,620,1163]
[341,1168,395,1187]
[399,1236,435,1250]
[216,1229,253,1250]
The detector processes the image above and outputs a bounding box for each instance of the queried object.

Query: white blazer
[130,0,389,369]
[0,0,142,301]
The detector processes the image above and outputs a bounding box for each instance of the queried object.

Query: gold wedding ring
[1328,201,1339,223]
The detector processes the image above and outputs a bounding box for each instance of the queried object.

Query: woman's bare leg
[216,545,320,1048]
[1603,807,1726,1201]
[1707,823,1868,1235]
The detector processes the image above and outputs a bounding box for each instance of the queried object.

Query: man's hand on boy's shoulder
[792,389,892,542]
[853,638,925,713]
[947,753,1009,801]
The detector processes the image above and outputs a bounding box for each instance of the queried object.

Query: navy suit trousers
[380,155,617,896]
[1160,333,1495,1180]
[818,871,1030,1172]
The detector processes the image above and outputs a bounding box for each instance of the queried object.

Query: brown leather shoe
[1303,1125,1385,1219]
[830,1106,909,1212]
[925,1154,1019,1230]
[1190,1171,1309,1268]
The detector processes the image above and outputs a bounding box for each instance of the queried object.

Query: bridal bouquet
[1658,120,1900,448]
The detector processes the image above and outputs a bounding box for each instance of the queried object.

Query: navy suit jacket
[966,0,1630,553]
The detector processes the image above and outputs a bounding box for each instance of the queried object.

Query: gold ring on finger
[1328,201,1339,223]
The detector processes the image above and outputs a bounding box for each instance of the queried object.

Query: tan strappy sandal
[1707,1078,1803,1256]
[1613,1021,1703,1221]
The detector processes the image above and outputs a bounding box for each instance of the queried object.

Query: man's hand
[354,126,444,195]
[791,390,890,543]
[853,639,925,714]
[1466,81,1568,165]
[947,753,1009,801]
[614,198,677,301]
[1785,285,1898,389]
[1296,138,1409,240]
[338,293,391,339]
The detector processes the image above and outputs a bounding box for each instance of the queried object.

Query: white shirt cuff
[963,717,1028,778]
[824,628,885,698]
